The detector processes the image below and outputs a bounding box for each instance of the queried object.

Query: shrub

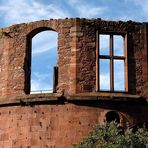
[74,122,148,148]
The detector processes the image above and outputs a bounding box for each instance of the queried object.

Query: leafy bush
[74,122,148,148]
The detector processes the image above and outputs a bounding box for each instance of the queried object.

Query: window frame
[26,29,58,94]
[96,31,128,92]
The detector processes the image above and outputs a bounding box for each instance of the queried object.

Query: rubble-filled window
[96,33,128,92]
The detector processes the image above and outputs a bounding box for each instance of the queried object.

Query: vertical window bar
[124,34,128,91]
[96,31,99,91]
[110,35,114,91]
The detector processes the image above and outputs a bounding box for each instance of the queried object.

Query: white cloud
[114,60,125,91]
[68,0,107,18]
[99,65,125,91]
[125,0,148,21]
[0,0,69,25]
[31,72,53,93]
[133,0,148,13]
[33,72,50,81]
[100,74,110,90]
[68,0,78,5]
[77,5,107,18]
[31,79,52,93]
[100,35,109,55]
[114,35,124,56]
[32,31,58,55]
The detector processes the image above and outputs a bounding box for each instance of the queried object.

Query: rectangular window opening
[96,32,128,92]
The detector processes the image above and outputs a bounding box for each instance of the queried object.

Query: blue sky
[0,0,148,93]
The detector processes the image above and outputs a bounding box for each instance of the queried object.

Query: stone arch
[25,27,58,94]
[119,112,134,128]
[27,27,57,39]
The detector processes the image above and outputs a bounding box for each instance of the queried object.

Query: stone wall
[0,18,148,98]
[0,18,148,148]
[0,98,147,148]
[74,19,148,96]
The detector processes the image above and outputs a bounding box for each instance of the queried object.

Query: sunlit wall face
[31,31,58,93]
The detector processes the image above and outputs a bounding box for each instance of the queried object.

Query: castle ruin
[0,18,148,148]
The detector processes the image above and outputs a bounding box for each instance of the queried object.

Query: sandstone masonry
[0,18,147,148]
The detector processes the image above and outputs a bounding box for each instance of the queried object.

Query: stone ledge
[0,92,147,106]
[0,92,63,106]
[67,92,144,102]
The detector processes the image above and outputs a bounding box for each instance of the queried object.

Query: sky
[0,0,148,93]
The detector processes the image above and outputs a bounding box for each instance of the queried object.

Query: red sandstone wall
[0,19,78,98]
[0,103,102,148]
[0,101,147,148]
[1,19,148,98]
[0,31,12,98]
[0,18,148,148]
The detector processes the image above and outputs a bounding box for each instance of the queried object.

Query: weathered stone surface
[0,18,148,147]
[0,99,147,148]
[0,18,148,97]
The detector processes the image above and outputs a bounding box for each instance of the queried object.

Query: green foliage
[74,122,148,148]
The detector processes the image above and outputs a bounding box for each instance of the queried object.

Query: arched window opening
[105,111,120,123]
[30,30,58,94]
